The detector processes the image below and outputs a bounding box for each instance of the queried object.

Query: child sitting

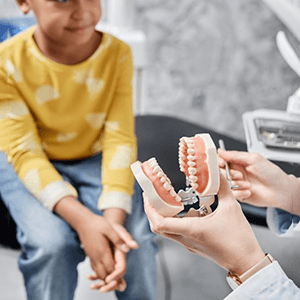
[0,0,157,299]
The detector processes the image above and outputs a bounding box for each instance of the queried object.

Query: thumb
[217,171,234,202]
[144,195,197,236]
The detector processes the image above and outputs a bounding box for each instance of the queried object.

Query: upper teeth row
[178,137,199,190]
[148,158,181,202]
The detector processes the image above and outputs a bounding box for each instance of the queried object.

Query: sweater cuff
[98,191,132,214]
[39,181,78,211]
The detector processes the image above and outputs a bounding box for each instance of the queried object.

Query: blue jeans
[0,152,158,300]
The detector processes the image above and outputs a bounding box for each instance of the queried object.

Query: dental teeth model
[131,158,184,217]
[178,133,220,212]
[131,133,220,217]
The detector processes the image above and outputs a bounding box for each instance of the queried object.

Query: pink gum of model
[131,159,184,217]
[179,133,220,198]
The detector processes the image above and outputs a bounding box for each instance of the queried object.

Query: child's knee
[22,228,83,262]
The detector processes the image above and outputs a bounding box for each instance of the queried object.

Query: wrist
[227,253,275,290]
[104,208,127,225]
[226,246,265,276]
[54,195,95,231]
[279,175,300,215]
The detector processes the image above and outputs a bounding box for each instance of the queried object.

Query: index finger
[105,249,127,283]
[217,149,253,166]
[102,222,131,253]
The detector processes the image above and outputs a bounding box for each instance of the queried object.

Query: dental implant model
[131,133,220,217]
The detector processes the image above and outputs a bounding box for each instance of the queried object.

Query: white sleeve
[267,207,300,238]
[224,262,300,300]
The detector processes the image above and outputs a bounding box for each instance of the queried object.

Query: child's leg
[0,153,85,300]
[55,153,158,300]
[115,181,158,300]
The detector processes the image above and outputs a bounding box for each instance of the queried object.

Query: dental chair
[0,15,36,42]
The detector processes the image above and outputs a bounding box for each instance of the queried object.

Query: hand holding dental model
[131,134,220,217]
[218,149,300,216]
[143,173,266,279]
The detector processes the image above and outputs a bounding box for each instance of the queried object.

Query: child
[0,0,157,299]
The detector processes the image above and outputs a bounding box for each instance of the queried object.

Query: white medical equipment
[96,0,147,115]
[243,0,300,163]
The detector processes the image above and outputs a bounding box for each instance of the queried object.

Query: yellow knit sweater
[0,26,136,213]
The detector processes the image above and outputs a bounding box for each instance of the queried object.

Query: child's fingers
[105,249,126,283]
[87,273,101,281]
[99,279,119,293]
[90,279,105,290]
[111,224,139,250]
[116,278,127,292]
[102,222,131,254]
[90,259,109,281]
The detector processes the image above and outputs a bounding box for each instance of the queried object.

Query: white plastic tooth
[178,151,184,157]
[148,158,156,163]
[175,195,181,202]
[192,183,199,189]
[169,189,176,197]
[189,175,198,182]
[157,171,163,177]
[187,161,196,167]
[188,155,195,161]
[187,143,194,148]
[165,176,171,184]
[149,161,157,167]
[153,166,160,173]
[187,148,196,155]
[188,167,197,175]
[163,182,172,191]
[160,177,166,183]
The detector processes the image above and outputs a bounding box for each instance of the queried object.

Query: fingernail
[98,280,105,285]
[119,284,126,292]
[130,241,139,249]
[120,244,130,252]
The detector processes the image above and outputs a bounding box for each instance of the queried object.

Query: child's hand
[76,214,130,282]
[104,208,139,250]
[88,248,127,293]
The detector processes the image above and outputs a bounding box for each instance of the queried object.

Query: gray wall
[1,0,298,140]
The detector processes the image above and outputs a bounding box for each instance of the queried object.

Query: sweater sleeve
[224,262,300,300]
[0,72,77,211]
[97,45,137,214]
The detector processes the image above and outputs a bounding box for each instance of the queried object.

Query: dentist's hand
[144,173,265,276]
[218,149,300,215]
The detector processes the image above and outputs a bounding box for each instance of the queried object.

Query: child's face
[18,0,102,47]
